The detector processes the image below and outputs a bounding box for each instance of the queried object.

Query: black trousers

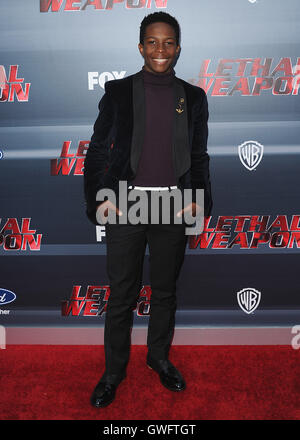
[102,189,188,378]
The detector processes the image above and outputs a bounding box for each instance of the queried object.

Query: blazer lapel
[173,79,191,179]
[130,71,145,176]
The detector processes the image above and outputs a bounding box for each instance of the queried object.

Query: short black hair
[139,12,180,46]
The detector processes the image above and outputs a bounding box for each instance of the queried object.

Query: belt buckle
[128,185,177,191]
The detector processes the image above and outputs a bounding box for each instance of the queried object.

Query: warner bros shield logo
[237,288,261,314]
[238,140,264,171]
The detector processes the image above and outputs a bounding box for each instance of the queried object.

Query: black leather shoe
[147,357,186,392]
[90,374,126,408]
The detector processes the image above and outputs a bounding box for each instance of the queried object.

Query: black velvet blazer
[83,69,213,225]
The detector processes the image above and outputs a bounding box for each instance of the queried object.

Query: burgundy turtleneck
[131,66,177,187]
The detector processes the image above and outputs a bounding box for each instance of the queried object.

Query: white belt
[128,185,178,191]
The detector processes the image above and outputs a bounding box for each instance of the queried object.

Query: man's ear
[138,43,144,58]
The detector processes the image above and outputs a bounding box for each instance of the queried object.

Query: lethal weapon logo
[51,141,89,175]
[0,218,42,251]
[191,58,300,96]
[40,0,168,12]
[237,288,261,314]
[61,285,152,316]
[190,215,300,249]
[0,66,31,102]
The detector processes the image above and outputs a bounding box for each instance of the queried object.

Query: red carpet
[1,345,300,420]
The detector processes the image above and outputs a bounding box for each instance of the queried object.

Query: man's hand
[97,200,123,224]
[176,202,203,219]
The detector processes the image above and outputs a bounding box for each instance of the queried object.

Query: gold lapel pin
[176,97,184,114]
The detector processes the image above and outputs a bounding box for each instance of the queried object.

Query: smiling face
[138,21,180,74]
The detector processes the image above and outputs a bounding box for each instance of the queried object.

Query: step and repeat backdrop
[0,0,299,329]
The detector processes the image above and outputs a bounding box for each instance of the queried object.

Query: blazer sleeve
[83,82,115,225]
[191,89,213,217]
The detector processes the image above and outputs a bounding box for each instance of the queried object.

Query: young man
[84,12,212,408]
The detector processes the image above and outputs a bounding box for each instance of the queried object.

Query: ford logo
[0,288,16,306]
